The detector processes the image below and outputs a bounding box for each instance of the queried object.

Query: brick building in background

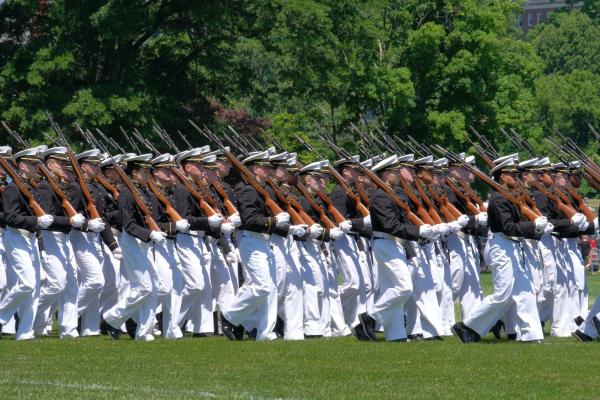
[518,1,582,33]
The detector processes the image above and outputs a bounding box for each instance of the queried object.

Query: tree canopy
[0,0,597,184]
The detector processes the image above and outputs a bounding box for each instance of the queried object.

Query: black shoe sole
[358,314,377,341]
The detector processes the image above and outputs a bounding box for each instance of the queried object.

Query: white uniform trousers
[435,240,455,335]
[221,231,277,341]
[404,242,445,338]
[358,237,376,311]
[0,227,41,340]
[564,238,588,318]
[208,237,236,312]
[370,236,412,341]
[103,232,157,340]
[0,227,17,335]
[153,238,183,339]
[299,239,330,336]
[99,241,120,317]
[447,233,483,320]
[551,239,579,336]
[176,232,213,334]
[332,234,366,328]
[537,235,558,324]
[271,234,304,340]
[464,233,543,341]
[34,230,71,335]
[58,245,80,338]
[326,241,351,337]
[70,230,104,335]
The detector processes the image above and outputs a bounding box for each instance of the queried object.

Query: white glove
[229,213,242,227]
[543,222,554,236]
[419,224,434,239]
[433,223,450,237]
[448,220,463,233]
[208,214,224,228]
[37,214,54,229]
[594,217,599,231]
[289,224,307,237]
[475,212,488,226]
[88,218,106,233]
[225,251,238,266]
[112,247,123,261]
[149,231,167,243]
[363,214,371,229]
[571,213,585,226]
[275,212,290,227]
[309,224,324,239]
[221,222,235,236]
[339,220,353,233]
[329,227,344,240]
[457,214,470,228]
[69,213,85,228]
[579,220,590,232]
[534,216,548,231]
[175,219,190,233]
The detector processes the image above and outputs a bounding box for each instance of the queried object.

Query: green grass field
[2,273,600,400]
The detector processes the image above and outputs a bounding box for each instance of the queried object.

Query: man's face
[538,171,554,187]
[216,160,231,177]
[417,168,434,185]
[500,171,517,189]
[103,167,122,184]
[203,167,217,183]
[399,166,414,183]
[46,158,68,180]
[18,161,38,179]
[251,165,270,181]
[382,169,399,186]
[153,167,177,187]
[81,162,100,178]
[273,166,288,183]
[132,167,150,185]
[304,175,321,191]
[342,166,358,184]
[183,162,203,180]
[520,171,536,186]
[555,172,568,187]
[569,173,582,188]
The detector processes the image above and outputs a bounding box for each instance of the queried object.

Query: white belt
[242,230,270,241]
[372,231,406,246]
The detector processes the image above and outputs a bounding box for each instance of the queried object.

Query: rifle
[0,157,46,217]
[444,178,480,216]
[467,126,496,169]
[564,185,596,221]
[189,120,285,217]
[433,145,541,221]
[74,126,121,201]
[91,133,162,232]
[296,134,370,217]
[469,126,499,160]
[294,182,336,229]
[141,125,219,217]
[46,113,101,220]
[531,182,577,218]
[322,135,424,226]
[412,176,443,224]
[451,178,487,212]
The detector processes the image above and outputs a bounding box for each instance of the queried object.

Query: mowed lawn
[2,273,600,400]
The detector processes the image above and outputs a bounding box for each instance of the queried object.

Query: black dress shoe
[407,334,424,341]
[156,312,164,334]
[490,320,503,339]
[101,319,120,340]
[274,316,285,338]
[125,318,137,339]
[574,316,584,326]
[358,312,377,341]
[451,322,480,343]
[246,328,258,340]
[507,333,517,341]
[353,324,371,341]
[593,316,600,337]
[304,334,323,339]
[424,335,443,341]
[389,338,407,342]
[572,330,593,342]
[221,314,243,341]
[192,332,214,338]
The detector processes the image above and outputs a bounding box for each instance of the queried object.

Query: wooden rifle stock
[37,165,77,218]
[532,183,577,218]
[96,174,119,201]
[65,150,101,220]
[398,178,434,225]
[266,178,305,226]
[565,186,596,221]
[445,179,479,215]
[326,166,370,217]
[295,183,337,229]
[0,158,46,217]
[457,180,487,211]
[211,180,238,216]
[170,168,217,217]
[412,177,443,224]
[355,181,371,208]
[316,191,346,224]
[147,180,183,222]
